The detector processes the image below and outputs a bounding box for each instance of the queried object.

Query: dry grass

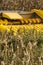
[0,26,43,65]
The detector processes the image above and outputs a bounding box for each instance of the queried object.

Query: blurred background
[0,0,43,11]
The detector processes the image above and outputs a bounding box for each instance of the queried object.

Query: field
[0,24,43,65]
[0,0,43,11]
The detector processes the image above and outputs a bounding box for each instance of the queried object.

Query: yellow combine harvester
[0,9,43,31]
[0,9,43,25]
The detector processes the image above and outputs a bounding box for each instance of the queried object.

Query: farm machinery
[0,9,43,31]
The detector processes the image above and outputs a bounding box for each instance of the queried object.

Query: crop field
[0,24,43,65]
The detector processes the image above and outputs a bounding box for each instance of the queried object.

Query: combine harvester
[0,9,43,31]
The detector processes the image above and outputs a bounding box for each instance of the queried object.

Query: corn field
[0,24,43,65]
[0,0,43,11]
